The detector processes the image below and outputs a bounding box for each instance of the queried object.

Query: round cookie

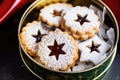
[62,6,100,40]
[39,3,73,27]
[37,29,78,71]
[20,21,49,56]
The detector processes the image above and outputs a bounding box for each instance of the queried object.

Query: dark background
[0,4,120,80]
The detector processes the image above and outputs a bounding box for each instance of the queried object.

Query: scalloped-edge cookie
[78,35,111,65]
[20,21,49,56]
[62,6,100,40]
[36,29,78,71]
[39,3,73,27]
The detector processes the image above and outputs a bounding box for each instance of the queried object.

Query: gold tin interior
[18,0,119,73]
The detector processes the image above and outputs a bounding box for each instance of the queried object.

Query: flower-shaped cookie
[37,29,78,70]
[62,6,100,40]
[39,3,72,27]
[20,21,49,56]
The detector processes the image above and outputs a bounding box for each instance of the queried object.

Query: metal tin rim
[18,0,119,73]
[19,45,117,80]
[19,46,44,80]
[94,46,117,80]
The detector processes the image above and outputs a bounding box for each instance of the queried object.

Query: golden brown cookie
[20,21,49,56]
[36,29,78,71]
[62,6,100,40]
[39,3,73,27]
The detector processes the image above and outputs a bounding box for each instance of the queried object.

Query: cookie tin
[19,46,117,80]
[18,0,119,80]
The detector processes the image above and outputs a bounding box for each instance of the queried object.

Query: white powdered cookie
[62,6,100,40]
[78,35,111,65]
[39,3,73,27]
[20,21,49,56]
[37,29,78,70]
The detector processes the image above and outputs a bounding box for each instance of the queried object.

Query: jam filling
[87,41,100,53]
[48,40,65,60]
[53,10,63,17]
[76,14,90,25]
[32,30,46,43]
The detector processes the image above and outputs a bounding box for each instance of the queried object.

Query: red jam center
[48,40,65,60]
[76,14,90,25]
[87,41,100,53]
[32,30,45,43]
[53,10,63,17]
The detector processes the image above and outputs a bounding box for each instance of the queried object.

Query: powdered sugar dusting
[37,29,78,70]
[63,6,100,31]
[20,21,49,55]
[78,35,111,65]
[40,3,73,27]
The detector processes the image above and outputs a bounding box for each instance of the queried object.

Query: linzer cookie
[19,2,115,72]
[37,29,78,70]
[39,3,72,27]
[62,6,100,40]
[20,21,49,56]
[78,35,111,65]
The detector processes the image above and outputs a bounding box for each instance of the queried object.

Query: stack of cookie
[20,3,112,71]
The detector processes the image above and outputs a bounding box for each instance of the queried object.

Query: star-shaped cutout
[87,41,101,53]
[48,40,65,60]
[32,30,45,43]
[75,14,90,25]
[53,10,63,17]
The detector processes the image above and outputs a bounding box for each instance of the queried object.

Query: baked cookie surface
[62,6,100,40]
[20,21,49,56]
[39,3,72,27]
[19,2,115,72]
[37,29,78,70]
[78,35,111,65]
